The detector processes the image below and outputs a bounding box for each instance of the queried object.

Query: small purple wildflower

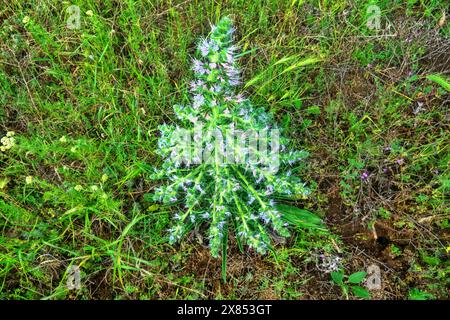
[361,171,369,181]
[198,39,210,57]
[193,94,205,109]
[192,59,206,74]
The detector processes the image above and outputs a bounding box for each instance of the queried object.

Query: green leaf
[245,56,321,89]
[331,271,344,285]
[422,255,440,266]
[408,288,435,300]
[426,74,450,92]
[351,286,371,299]
[279,57,322,76]
[305,106,321,115]
[273,54,300,66]
[276,204,326,231]
[348,271,367,284]
[244,72,266,88]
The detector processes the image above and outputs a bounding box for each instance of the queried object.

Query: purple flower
[361,171,369,181]
[235,94,244,103]
[198,39,219,57]
[192,59,206,74]
[201,212,210,219]
[265,185,274,195]
[226,53,234,64]
[198,39,210,57]
[193,94,205,109]
[229,79,240,86]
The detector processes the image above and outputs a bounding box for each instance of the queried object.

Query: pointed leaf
[331,271,344,285]
[351,286,371,299]
[426,74,450,92]
[276,204,326,230]
[348,271,367,284]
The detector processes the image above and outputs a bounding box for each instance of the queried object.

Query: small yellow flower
[6,131,15,137]
[70,146,77,153]
[22,16,30,24]
[86,10,93,16]
[59,136,67,143]
[25,176,33,184]
[90,185,99,191]
[101,174,108,183]
[74,185,83,191]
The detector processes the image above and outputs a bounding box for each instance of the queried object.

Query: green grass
[0,0,448,299]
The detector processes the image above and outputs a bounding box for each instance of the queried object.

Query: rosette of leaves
[151,17,312,267]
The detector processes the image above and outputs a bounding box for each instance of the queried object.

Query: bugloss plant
[151,17,310,260]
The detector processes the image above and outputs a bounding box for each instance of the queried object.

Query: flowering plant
[151,17,310,260]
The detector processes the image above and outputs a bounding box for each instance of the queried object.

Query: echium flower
[151,17,310,259]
